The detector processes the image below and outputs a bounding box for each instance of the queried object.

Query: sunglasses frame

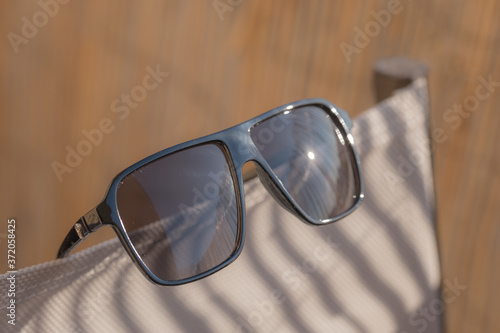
[57,98,364,286]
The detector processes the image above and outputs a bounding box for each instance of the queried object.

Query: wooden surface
[1,1,498,332]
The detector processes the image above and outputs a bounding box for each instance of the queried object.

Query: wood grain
[1,1,498,331]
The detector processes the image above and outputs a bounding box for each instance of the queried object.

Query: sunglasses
[57,98,364,285]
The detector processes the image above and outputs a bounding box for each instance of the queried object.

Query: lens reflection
[116,143,238,282]
[250,106,357,221]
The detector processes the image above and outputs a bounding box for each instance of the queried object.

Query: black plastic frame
[56,98,364,286]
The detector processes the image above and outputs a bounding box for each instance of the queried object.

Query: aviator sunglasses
[57,98,364,286]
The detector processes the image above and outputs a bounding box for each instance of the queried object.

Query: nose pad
[254,164,297,217]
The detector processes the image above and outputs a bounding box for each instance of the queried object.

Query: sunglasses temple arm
[56,208,103,259]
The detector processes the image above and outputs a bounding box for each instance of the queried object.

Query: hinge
[84,209,102,231]
[75,208,103,240]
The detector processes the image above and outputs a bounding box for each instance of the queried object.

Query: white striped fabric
[0,78,441,333]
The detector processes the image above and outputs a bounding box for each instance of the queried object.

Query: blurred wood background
[1,0,498,332]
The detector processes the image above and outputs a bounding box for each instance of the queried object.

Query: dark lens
[116,143,238,282]
[250,106,358,222]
